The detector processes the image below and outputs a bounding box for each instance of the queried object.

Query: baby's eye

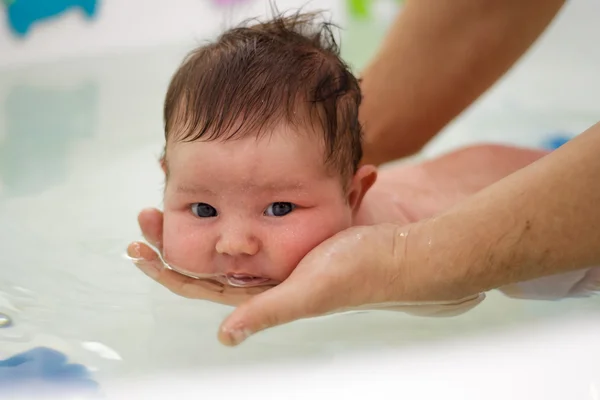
[264,202,296,217]
[191,203,218,218]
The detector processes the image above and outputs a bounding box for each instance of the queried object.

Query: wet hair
[163,10,363,180]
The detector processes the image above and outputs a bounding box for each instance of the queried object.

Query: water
[1,1,600,392]
[0,313,12,328]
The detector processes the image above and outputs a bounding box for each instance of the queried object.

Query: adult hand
[217,222,484,346]
[128,214,483,346]
[127,208,482,315]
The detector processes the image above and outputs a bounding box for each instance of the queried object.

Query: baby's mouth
[162,263,276,288]
[225,274,272,288]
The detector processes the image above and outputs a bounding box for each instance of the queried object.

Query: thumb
[217,275,330,346]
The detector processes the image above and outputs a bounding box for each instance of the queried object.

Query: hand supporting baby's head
[160,11,377,285]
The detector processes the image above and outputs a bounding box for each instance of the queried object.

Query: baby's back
[360,144,548,225]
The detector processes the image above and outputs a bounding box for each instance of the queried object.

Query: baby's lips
[225,274,272,287]
[160,259,282,288]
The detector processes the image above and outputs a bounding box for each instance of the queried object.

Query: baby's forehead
[163,138,350,202]
[165,129,333,177]
[164,146,344,201]
[167,122,327,158]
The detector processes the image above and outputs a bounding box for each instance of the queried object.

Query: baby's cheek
[266,215,349,282]
[162,213,213,274]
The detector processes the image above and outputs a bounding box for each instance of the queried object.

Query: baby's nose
[215,227,260,257]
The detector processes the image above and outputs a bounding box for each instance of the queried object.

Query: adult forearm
[415,123,600,300]
[359,0,566,166]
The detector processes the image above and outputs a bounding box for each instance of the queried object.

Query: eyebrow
[175,185,217,195]
[175,181,306,195]
[260,181,306,192]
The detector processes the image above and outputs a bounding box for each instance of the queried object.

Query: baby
[158,12,598,302]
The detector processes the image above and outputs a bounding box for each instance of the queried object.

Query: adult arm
[359,0,566,165]
[412,122,600,300]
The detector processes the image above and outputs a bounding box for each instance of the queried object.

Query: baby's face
[162,127,362,286]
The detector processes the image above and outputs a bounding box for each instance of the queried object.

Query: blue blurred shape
[542,132,573,150]
[0,347,98,394]
[5,0,98,37]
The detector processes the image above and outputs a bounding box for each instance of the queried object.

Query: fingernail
[128,242,142,258]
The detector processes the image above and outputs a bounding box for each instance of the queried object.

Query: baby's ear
[347,164,377,212]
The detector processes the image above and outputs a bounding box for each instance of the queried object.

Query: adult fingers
[217,269,334,346]
[127,241,164,281]
[127,242,269,305]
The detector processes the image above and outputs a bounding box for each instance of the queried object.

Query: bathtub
[109,314,600,399]
[1,1,600,398]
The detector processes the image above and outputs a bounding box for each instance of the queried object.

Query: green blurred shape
[347,0,405,20]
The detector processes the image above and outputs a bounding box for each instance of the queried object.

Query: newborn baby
[158,12,598,301]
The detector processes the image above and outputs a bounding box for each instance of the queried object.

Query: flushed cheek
[162,215,215,274]
[264,214,351,282]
